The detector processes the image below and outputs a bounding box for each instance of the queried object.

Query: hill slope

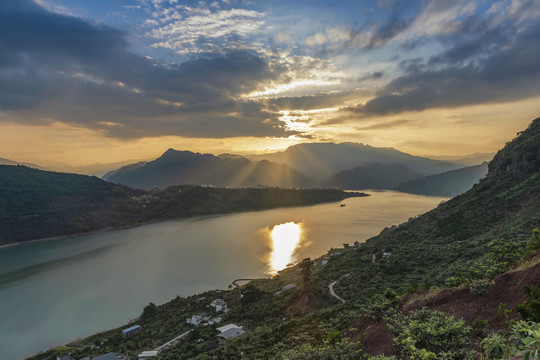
[394,162,489,196]
[247,142,461,178]
[322,162,422,189]
[0,166,362,244]
[104,149,313,190]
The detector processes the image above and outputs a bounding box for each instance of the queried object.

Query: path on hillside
[329,273,349,304]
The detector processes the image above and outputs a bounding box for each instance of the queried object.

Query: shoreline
[0,191,368,250]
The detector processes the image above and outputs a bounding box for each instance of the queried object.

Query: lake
[0,190,445,360]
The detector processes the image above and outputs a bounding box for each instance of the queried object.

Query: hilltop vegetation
[28,118,540,360]
[0,166,365,245]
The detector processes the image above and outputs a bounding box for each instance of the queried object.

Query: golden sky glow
[1,0,539,171]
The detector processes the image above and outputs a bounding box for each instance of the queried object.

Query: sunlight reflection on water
[268,222,302,274]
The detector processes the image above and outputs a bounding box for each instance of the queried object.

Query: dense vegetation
[0,166,366,244]
[26,118,540,360]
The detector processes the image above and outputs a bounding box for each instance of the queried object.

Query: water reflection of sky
[268,222,302,274]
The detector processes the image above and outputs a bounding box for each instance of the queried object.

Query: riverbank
[1,184,368,246]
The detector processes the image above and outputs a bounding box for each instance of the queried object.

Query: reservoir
[0,190,445,360]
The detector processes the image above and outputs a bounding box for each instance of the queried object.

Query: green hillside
[0,166,364,245]
[27,118,540,360]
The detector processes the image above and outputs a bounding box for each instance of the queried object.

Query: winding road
[328,273,350,304]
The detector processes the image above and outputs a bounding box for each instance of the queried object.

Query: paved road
[328,281,346,304]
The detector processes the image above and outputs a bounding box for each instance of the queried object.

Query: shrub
[480,333,511,360]
[385,308,473,359]
[517,286,540,322]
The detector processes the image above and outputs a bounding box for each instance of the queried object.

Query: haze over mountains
[104,143,486,194]
[394,162,489,197]
[104,149,313,190]
[246,143,462,178]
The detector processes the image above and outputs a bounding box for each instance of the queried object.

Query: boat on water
[340,204,346,207]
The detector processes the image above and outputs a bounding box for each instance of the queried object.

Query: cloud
[146,5,265,54]
[0,0,295,139]
[355,119,417,130]
[348,2,540,115]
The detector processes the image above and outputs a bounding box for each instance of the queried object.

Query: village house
[209,299,227,312]
[186,313,211,326]
[121,324,141,338]
[216,324,246,345]
[137,350,159,358]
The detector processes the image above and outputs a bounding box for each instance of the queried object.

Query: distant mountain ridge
[246,142,461,178]
[104,149,313,190]
[104,143,468,191]
[322,162,422,189]
[394,162,489,196]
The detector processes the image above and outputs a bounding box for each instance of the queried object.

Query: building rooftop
[92,353,123,360]
[217,328,246,340]
[121,324,140,334]
[138,350,159,358]
[216,323,239,333]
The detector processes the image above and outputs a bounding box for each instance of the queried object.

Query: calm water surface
[0,190,445,359]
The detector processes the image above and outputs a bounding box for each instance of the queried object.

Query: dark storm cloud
[350,10,540,115]
[0,0,291,138]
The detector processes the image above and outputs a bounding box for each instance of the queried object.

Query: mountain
[246,142,462,178]
[0,156,46,170]
[321,162,422,189]
[426,152,495,166]
[104,149,313,190]
[0,165,362,244]
[394,162,489,196]
[27,118,540,360]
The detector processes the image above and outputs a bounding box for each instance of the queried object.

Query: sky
[1,0,540,167]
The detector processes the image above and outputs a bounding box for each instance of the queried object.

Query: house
[186,313,211,326]
[137,350,159,358]
[216,323,240,333]
[322,257,329,265]
[121,324,141,338]
[382,251,392,259]
[209,299,227,312]
[216,325,246,345]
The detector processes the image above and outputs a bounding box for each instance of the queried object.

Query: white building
[209,299,227,312]
[186,313,211,326]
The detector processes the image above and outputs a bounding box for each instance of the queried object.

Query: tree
[141,302,157,320]
[299,258,313,287]
[241,284,262,305]
[470,279,494,311]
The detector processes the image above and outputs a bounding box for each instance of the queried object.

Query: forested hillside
[0,166,364,245]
